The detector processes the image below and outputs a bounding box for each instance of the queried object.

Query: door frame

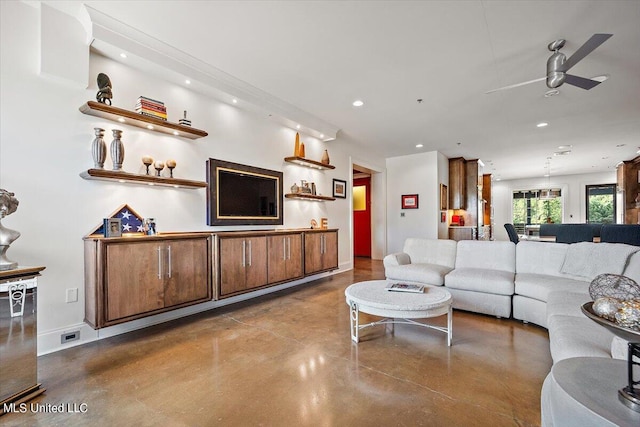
[350,158,386,261]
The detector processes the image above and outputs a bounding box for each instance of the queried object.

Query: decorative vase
[110,129,124,171]
[294,133,300,157]
[91,127,107,169]
[299,142,305,158]
[321,149,330,165]
[290,183,299,193]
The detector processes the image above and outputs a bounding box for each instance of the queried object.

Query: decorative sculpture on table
[96,73,113,105]
[0,189,20,271]
[91,128,107,169]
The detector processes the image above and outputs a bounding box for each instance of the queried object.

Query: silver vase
[91,127,106,169]
[110,129,124,171]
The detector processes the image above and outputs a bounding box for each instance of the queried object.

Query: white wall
[492,171,617,241]
[0,2,386,354]
[386,151,443,253]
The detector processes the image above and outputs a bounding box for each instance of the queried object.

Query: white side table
[541,357,640,427]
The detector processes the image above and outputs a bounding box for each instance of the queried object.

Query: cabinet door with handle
[105,241,165,321]
[268,233,303,284]
[219,237,249,296]
[164,237,210,307]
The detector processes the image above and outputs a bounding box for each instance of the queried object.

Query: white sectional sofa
[383,238,457,286]
[444,241,515,318]
[383,237,640,425]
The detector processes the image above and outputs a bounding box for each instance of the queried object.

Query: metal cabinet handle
[287,237,291,260]
[248,240,252,266]
[167,245,172,278]
[242,240,246,267]
[283,237,287,260]
[157,246,163,279]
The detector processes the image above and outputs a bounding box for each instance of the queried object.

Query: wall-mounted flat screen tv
[206,158,283,226]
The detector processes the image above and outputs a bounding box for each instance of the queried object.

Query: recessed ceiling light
[416,144,423,148]
[554,150,571,156]
[536,122,548,128]
[120,53,127,59]
[591,74,609,83]
[147,125,154,130]
[118,118,125,123]
[185,79,191,85]
[544,89,560,97]
[173,131,179,136]
[232,98,238,104]
[320,134,324,138]
[352,100,364,107]
[558,145,573,149]
[296,124,301,129]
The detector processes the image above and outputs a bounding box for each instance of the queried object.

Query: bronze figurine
[96,73,113,105]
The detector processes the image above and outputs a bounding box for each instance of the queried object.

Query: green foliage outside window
[513,197,562,225]
[587,194,614,224]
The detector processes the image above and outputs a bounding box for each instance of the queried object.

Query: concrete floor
[2,258,552,426]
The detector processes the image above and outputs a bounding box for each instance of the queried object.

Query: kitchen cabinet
[449,157,466,210]
[84,234,211,329]
[617,156,640,224]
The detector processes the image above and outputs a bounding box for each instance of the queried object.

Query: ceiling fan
[486,33,612,94]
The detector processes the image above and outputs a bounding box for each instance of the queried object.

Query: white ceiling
[79,0,640,180]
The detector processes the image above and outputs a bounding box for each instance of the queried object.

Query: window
[512,189,562,234]
[586,184,616,224]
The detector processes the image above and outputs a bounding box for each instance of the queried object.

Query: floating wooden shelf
[285,193,335,201]
[79,101,208,140]
[284,156,335,170]
[80,169,207,189]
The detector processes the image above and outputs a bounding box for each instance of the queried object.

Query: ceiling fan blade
[558,33,612,72]
[485,77,545,94]
[564,74,602,90]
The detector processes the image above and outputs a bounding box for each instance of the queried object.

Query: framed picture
[441,211,447,223]
[440,184,448,210]
[333,179,347,198]
[104,217,122,237]
[401,194,419,209]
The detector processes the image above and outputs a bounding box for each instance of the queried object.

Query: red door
[353,177,371,257]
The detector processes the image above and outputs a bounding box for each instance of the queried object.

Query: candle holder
[142,156,153,175]
[154,161,164,177]
[166,159,177,178]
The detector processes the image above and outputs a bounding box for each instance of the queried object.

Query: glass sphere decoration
[615,299,640,331]
[592,297,622,321]
[589,274,640,301]
[154,160,164,177]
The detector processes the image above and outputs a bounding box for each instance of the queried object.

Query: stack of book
[135,96,167,121]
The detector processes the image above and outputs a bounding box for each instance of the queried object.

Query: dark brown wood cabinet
[449,157,466,210]
[84,234,211,329]
[617,156,640,224]
[304,230,338,275]
[218,235,268,296]
[267,233,303,284]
